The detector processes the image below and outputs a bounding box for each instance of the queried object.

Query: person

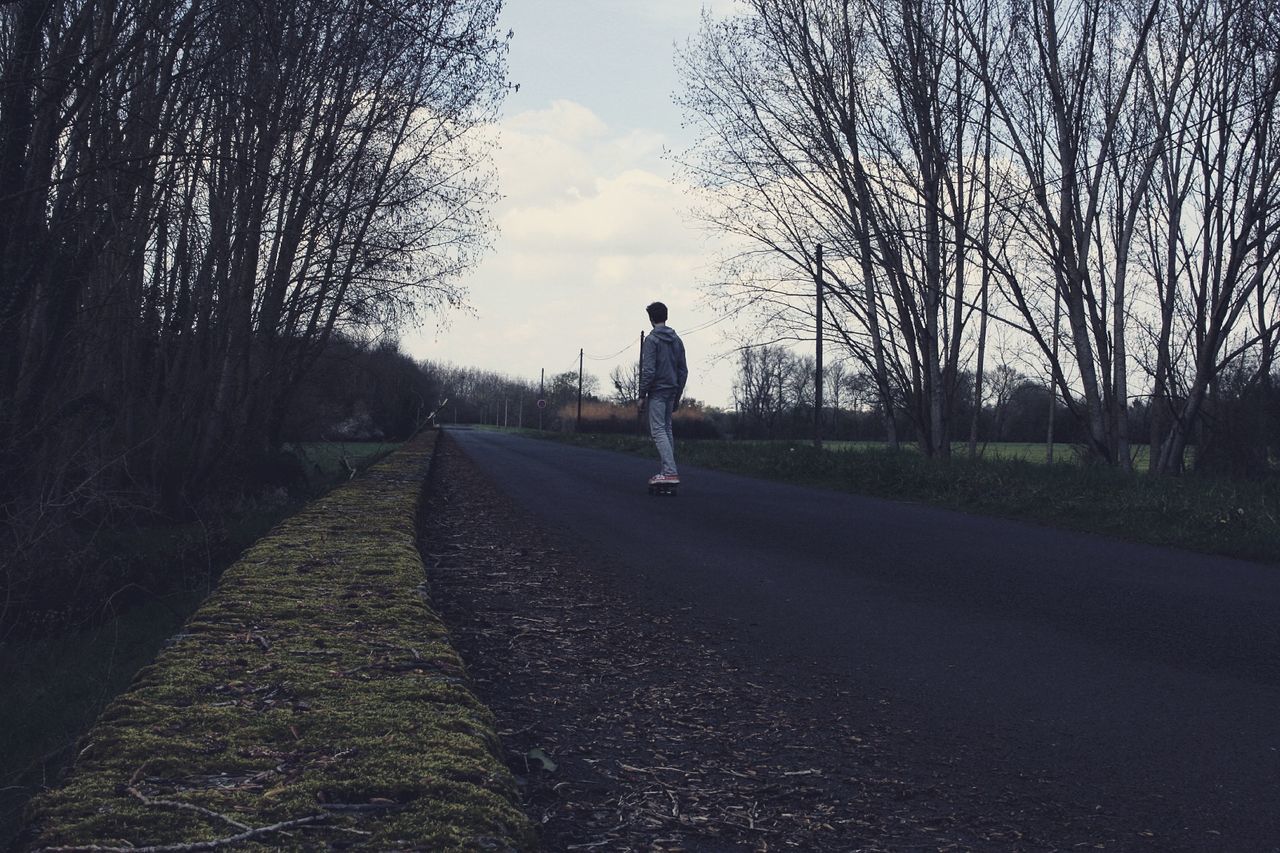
[638,301,688,486]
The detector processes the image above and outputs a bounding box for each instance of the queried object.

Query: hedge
[19,431,532,852]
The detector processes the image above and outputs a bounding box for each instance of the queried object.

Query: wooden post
[815,243,824,450]
[577,348,584,433]
[1047,286,1060,464]
[638,331,646,436]
[539,368,544,431]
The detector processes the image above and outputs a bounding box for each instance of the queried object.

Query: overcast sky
[402,0,743,407]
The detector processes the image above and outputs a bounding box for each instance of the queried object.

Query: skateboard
[648,480,679,497]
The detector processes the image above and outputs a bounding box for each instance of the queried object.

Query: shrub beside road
[0,442,398,849]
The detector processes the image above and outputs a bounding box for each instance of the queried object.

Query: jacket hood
[649,325,679,341]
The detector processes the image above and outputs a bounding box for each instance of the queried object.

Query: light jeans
[647,392,678,476]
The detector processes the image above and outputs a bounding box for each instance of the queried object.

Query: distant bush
[560,401,722,439]
[282,337,439,443]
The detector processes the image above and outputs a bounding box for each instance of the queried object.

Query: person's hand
[637,397,646,413]
[672,398,681,411]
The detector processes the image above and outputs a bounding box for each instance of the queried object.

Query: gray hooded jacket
[640,325,688,400]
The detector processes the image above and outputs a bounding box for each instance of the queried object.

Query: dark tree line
[283,338,441,443]
[730,344,1089,442]
[0,0,508,568]
[425,362,606,430]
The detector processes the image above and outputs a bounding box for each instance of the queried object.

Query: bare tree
[687,0,1280,472]
[824,359,850,433]
[959,0,1173,466]
[1138,0,1280,473]
[679,0,998,456]
[611,363,641,406]
[734,346,800,438]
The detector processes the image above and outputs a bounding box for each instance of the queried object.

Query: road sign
[537,399,547,409]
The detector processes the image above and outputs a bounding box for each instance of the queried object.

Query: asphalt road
[447,428,1280,850]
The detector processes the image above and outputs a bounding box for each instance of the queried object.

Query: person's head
[646,302,668,325]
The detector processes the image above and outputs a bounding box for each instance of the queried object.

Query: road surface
[447,428,1280,850]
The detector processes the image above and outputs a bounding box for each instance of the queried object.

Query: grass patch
[733,439,1190,468]
[533,431,1280,565]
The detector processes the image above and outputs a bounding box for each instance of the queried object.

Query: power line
[682,313,734,336]
[584,313,738,363]
[683,302,753,337]
[585,341,636,361]
[575,305,750,377]
[553,356,579,377]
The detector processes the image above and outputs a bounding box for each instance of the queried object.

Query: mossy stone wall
[20,432,532,852]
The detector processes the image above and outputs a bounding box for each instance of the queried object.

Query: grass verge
[532,430,1280,565]
[16,432,531,851]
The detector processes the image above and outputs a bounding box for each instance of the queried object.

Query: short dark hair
[646,302,668,323]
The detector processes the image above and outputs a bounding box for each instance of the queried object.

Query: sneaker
[654,473,680,484]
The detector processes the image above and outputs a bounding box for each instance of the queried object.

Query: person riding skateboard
[639,301,688,488]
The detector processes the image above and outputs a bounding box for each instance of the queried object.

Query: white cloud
[403,99,739,406]
[502,170,696,255]
[496,100,669,204]
[505,99,608,141]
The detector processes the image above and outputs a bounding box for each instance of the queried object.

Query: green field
[0,440,398,849]
[525,429,1277,565]
[790,440,1065,458]
[749,440,1190,469]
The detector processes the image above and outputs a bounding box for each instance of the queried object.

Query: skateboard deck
[648,481,678,496]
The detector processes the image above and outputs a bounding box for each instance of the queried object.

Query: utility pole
[539,368,544,431]
[815,243,824,450]
[1047,286,1060,464]
[504,398,509,428]
[576,348,584,432]
[637,330,646,436]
